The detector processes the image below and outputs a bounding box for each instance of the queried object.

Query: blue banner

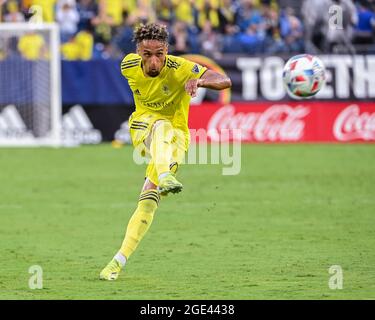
[62,60,134,105]
[0,58,134,106]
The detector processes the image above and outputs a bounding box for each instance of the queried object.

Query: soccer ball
[283,54,326,99]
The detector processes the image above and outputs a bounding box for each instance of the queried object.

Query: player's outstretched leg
[149,120,183,195]
[99,184,159,281]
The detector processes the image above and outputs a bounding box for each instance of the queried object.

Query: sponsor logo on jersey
[143,100,175,110]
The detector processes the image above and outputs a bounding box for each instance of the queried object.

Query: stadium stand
[0,0,374,59]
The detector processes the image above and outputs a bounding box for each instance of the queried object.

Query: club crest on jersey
[134,89,141,95]
[162,84,170,95]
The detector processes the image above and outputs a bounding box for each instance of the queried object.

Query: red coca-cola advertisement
[188,102,375,143]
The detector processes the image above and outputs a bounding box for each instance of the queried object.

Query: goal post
[0,23,62,147]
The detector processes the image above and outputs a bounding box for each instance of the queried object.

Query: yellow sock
[119,189,159,259]
[150,120,174,177]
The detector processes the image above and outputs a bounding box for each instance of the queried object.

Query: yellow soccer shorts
[128,112,189,186]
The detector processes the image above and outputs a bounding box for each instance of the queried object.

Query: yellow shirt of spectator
[18,33,46,60]
[155,0,173,22]
[101,0,125,26]
[31,0,57,23]
[75,31,94,61]
[195,0,219,29]
[172,0,194,25]
[123,0,137,16]
[61,41,81,60]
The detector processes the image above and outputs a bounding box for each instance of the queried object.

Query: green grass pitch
[0,144,374,300]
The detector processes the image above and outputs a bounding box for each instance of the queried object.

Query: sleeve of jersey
[120,54,141,78]
[183,59,208,80]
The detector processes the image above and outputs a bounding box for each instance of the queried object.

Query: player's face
[137,40,168,77]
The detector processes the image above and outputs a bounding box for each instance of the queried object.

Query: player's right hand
[185,79,202,98]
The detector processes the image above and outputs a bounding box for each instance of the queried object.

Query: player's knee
[138,186,159,213]
[152,120,174,142]
[142,178,157,191]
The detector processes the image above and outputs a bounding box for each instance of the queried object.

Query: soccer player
[100,23,231,280]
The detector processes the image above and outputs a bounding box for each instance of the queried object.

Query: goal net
[0,23,61,147]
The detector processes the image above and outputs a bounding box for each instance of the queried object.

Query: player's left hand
[185,79,202,98]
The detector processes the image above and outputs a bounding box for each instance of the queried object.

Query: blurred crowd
[0,0,374,60]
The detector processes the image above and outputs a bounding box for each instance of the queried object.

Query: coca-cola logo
[207,104,310,142]
[334,105,375,141]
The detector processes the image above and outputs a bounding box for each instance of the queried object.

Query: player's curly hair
[133,23,169,45]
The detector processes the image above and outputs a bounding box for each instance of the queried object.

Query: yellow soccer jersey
[121,53,207,138]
